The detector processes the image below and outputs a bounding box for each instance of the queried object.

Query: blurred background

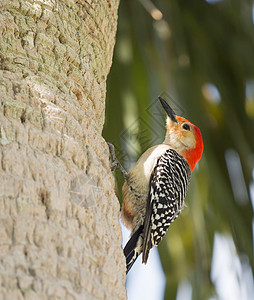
[103,0,254,299]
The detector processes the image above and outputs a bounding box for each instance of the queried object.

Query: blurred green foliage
[103,0,254,299]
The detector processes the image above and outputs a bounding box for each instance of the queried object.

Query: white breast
[139,144,171,180]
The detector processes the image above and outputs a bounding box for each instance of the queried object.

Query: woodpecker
[108,97,203,274]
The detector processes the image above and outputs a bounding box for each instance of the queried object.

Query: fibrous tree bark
[0,0,126,299]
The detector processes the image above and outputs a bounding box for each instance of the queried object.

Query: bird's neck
[179,150,195,172]
[179,145,202,173]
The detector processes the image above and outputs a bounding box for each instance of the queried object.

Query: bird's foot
[107,142,129,180]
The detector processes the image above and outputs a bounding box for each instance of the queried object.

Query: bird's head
[159,97,203,172]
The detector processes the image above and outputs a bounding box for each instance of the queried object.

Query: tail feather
[123,225,143,274]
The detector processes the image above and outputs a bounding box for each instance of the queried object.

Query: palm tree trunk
[0,0,125,299]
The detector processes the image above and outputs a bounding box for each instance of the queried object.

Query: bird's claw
[107,142,129,180]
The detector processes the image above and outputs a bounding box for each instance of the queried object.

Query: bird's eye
[182,124,190,131]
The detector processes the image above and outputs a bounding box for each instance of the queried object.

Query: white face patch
[180,133,196,149]
[164,130,195,151]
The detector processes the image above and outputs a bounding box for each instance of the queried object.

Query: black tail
[123,225,144,274]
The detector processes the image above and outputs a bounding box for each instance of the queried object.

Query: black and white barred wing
[142,149,191,263]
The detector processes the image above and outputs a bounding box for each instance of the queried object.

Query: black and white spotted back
[142,148,191,263]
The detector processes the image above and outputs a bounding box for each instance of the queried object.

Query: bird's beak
[158,96,178,123]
